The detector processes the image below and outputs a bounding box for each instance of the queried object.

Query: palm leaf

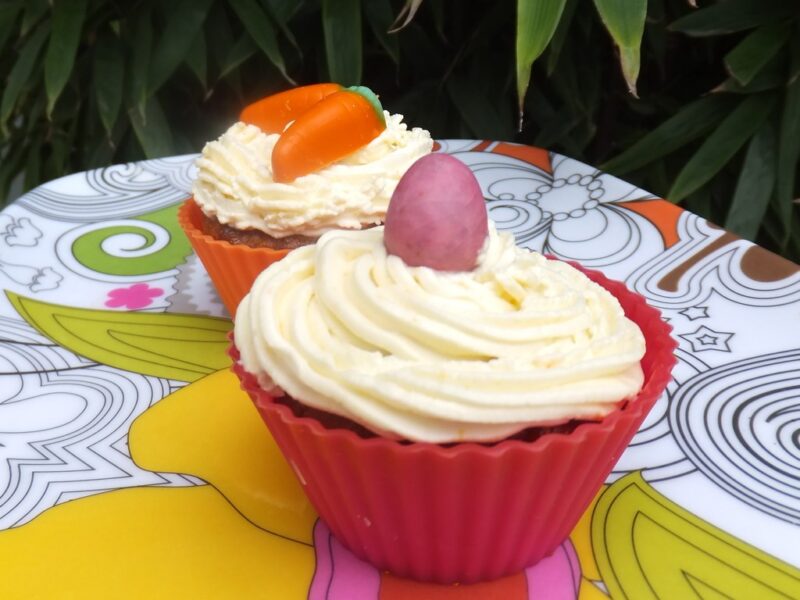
[724,22,792,86]
[322,0,362,86]
[545,0,578,75]
[725,121,776,240]
[0,23,49,129]
[516,0,567,126]
[775,35,800,246]
[593,0,647,96]
[185,30,208,90]
[668,93,777,203]
[601,94,738,174]
[127,7,153,119]
[129,96,175,159]
[148,0,214,95]
[364,0,400,65]
[389,0,424,33]
[229,0,293,83]
[0,2,22,53]
[20,0,47,37]
[93,27,124,137]
[670,0,796,37]
[44,0,87,117]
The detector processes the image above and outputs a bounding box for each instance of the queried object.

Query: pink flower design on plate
[105,283,164,309]
[308,520,581,599]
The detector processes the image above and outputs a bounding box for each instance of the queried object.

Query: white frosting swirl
[235,225,646,443]
[192,112,433,238]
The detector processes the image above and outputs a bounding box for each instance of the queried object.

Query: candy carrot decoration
[272,86,386,183]
[240,83,342,134]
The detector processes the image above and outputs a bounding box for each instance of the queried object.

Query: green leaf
[0,23,49,129]
[7,292,232,382]
[684,188,713,219]
[0,2,22,53]
[261,0,303,23]
[516,0,567,125]
[389,0,424,33]
[261,0,300,52]
[430,0,446,40]
[525,87,581,156]
[593,0,646,96]
[322,0,362,86]
[208,1,234,76]
[669,0,796,37]
[549,34,586,116]
[725,121,777,240]
[668,93,777,203]
[534,107,581,149]
[643,0,667,70]
[148,0,214,95]
[229,0,293,83]
[447,2,509,74]
[364,0,400,65]
[20,0,47,37]
[262,0,302,24]
[127,7,153,119]
[87,134,115,169]
[446,74,504,139]
[790,210,800,261]
[218,35,257,80]
[601,94,738,174]
[724,22,792,86]
[23,90,45,136]
[129,96,174,159]
[93,28,124,137]
[390,80,446,134]
[44,122,76,184]
[0,142,27,205]
[761,206,787,249]
[44,0,87,117]
[185,30,208,89]
[545,0,578,75]
[714,51,786,94]
[775,34,800,245]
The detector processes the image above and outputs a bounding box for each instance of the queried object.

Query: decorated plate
[1,141,799,598]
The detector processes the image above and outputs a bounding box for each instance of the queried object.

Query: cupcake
[230,154,676,583]
[179,83,433,315]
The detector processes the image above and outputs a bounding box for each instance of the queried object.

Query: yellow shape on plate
[0,486,314,599]
[569,485,606,581]
[592,472,800,599]
[578,578,610,600]
[7,292,232,382]
[0,368,319,598]
[130,368,317,543]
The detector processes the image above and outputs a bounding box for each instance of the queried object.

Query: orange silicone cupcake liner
[229,263,677,584]
[177,198,289,316]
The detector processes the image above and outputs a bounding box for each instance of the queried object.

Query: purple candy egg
[384,153,488,271]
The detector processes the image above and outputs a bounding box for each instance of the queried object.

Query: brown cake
[198,212,318,250]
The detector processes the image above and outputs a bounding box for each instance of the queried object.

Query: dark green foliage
[0,0,798,261]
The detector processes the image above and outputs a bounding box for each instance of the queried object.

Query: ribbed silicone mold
[230,265,676,584]
[177,199,289,316]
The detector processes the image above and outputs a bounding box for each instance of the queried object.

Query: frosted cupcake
[179,83,432,315]
[230,154,676,582]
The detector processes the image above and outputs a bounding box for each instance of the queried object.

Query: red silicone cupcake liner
[230,265,676,584]
[177,198,290,316]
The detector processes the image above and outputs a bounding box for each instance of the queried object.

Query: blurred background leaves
[0,0,798,261]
